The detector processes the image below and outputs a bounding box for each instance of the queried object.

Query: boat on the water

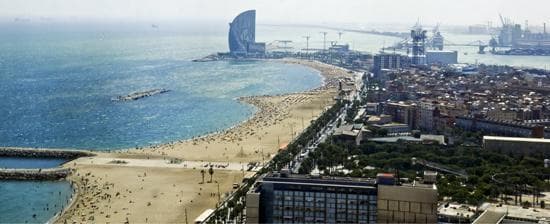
[113,88,170,101]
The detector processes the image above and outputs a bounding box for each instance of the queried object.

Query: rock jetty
[0,168,71,180]
[114,88,170,101]
[0,147,94,159]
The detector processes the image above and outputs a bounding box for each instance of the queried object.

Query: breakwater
[0,168,71,180]
[0,148,93,180]
[113,88,170,101]
[0,147,94,159]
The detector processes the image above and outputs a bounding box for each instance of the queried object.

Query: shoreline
[47,180,78,224]
[101,59,347,163]
[116,59,348,163]
[0,59,344,154]
[2,58,352,223]
[116,58,340,155]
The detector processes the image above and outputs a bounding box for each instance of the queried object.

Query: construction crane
[499,14,506,26]
[432,23,440,34]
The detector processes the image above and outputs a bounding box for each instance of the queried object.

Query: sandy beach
[56,59,352,223]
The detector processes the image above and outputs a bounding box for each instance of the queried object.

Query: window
[316,192,325,198]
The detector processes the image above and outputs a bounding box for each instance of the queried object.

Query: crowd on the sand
[57,59,351,223]
[119,60,348,158]
[58,170,224,223]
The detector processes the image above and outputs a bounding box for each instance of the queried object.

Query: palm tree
[200,170,205,184]
[208,166,214,183]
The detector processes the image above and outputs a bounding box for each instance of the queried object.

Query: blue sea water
[0,180,73,224]
[0,157,67,169]
[0,22,322,150]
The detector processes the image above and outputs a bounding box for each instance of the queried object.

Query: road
[202,69,369,223]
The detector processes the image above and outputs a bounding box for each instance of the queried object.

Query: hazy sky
[1,0,549,26]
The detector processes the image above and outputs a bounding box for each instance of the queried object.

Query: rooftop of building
[486,203,550,223]
[426,50,458,53]
[424,170,438,175]
[259,172,437,191]
[376,52,407,56]
[438,203,477,219]
[368,134,446,145]
[483,135,550,143]
[260,172,377,189]
[333,124,362,137]
[386,101,416,107]
[458,115,542,128]
[369,136,418,142]
[397,181,438,190]
[373,122,409,127]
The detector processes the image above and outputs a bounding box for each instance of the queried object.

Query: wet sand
[56,59,352,223]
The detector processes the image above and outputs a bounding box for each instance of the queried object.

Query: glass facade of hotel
[228,10,256,55]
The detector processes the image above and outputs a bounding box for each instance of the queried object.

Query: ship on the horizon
[489,15,550,56]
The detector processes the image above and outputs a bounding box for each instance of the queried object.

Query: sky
[1,0,549,27]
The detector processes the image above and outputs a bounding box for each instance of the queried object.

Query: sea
[1,21,549,223]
